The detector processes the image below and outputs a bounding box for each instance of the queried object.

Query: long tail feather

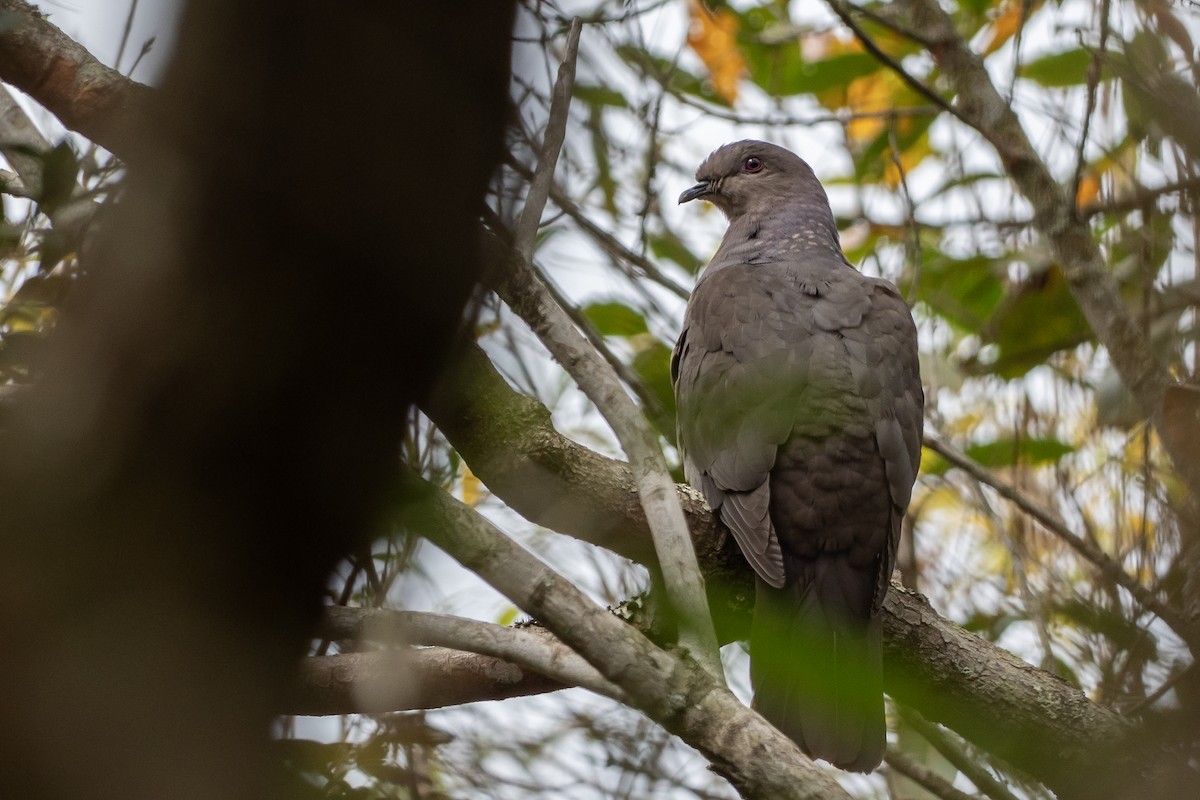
[750,566,885,772]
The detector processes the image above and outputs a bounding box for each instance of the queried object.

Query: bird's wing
[674,257,844,588]
[837,277,924,606]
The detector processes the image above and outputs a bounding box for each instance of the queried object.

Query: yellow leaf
[883,131,932,188]
[460,463,485,506]
[687,0,746,104]
[845,72,892,144]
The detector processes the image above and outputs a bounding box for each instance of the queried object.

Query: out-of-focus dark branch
[0,0,150,157]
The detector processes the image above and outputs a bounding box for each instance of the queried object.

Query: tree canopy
[1,1,1199,799]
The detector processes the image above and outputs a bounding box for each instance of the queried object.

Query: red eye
[743,157,763,173]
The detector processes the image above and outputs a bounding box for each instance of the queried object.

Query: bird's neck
[722,200,844,261]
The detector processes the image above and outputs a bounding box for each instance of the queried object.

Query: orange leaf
[1075,173,1101,209]
[979,0,1045,57]
[687,0,746,104]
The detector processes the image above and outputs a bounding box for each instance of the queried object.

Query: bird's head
[678,140,829,222]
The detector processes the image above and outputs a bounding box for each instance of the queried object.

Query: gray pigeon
[672,141,923,772]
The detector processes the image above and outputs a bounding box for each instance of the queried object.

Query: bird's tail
[750,566,885,773]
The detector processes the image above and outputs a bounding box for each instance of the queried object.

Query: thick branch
[0,0,150,157]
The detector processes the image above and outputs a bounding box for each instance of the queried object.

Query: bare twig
[898,707,1024,800]
[508,159,691,299]
[514,20,583,265]
[885,748,981,800]
[924,433,1195,646]
[1069,0,1112,218]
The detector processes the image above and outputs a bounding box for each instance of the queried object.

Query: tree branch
[290,648,566,715]
[315,606,625,702]
[0,0,150,157]
[422,339,1139,798]
[897,707,1023,800]
[499,19,720,675]
[400,468,851,800]
[884,748,979,800]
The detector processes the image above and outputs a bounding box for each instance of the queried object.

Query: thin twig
[887,121,922,302]
[1070,0,1112,220]
[924,433,1196,648]
[534,262,666,421]
[885,748,981,800]
[825,1,969,127]
[114,0,140,73]
[899,707,1024,800]
[508,158,691,299]
[513,19,583,265]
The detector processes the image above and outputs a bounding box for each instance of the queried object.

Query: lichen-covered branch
[0,0,150,157]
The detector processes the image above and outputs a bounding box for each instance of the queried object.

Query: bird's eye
[743,157,763,173]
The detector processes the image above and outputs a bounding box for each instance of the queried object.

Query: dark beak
[678,180,713,204]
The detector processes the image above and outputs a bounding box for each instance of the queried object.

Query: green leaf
[776,52,882,97]
[1019,48,1101,88]
[574,83,628,108]
[648,229,703,273]
[587,107,617,216]
[980,265,1093,379]
[582,301,648,337]
[630,334,677,445]
[39,141,79,215]
[964,437,1075,468]
[912,252,1004,335]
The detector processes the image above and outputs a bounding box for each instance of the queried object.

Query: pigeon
[672,140,923,772]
